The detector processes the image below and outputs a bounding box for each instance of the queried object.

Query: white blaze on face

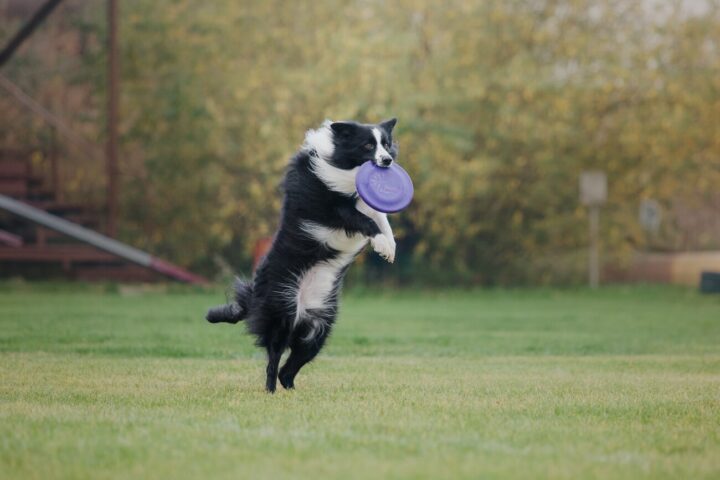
[372,127,392,166]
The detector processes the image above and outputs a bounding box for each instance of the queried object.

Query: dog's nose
[380,157,393,167]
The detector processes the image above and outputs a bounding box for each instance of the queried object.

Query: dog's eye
[364,143,374,151]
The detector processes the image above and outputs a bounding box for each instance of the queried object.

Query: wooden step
[0,229,23,247]
[0,178,29,196]
[0,161,30,178]
[0,245,116,262]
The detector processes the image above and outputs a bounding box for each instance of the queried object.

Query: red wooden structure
[0,1,207,283]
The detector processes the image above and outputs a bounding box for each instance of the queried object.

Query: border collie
[206,118,399,392]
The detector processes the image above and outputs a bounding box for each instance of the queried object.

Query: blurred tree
[4,0,718,283]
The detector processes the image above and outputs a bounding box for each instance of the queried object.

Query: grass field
[1,283,719,479]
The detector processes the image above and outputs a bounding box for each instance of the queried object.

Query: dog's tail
[206,278,253,324]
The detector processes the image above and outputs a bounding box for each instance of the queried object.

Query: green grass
[0,283,719,479]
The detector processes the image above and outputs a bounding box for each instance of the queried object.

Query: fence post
[580,171,607,289]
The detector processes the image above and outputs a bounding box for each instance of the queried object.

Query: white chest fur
[293,221,367,329]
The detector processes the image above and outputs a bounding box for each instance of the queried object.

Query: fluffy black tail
[206,278,253,324]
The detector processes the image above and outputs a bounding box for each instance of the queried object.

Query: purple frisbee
[356,161,414,213]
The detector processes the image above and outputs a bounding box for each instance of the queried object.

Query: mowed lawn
[0,284,719,479]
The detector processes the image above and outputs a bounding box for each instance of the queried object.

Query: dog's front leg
[335,204,382,238]
[356,199,396,263]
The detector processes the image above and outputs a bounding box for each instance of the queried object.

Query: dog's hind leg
[265,348,281,393]
[264,328,289,393]
[279,322,330,390]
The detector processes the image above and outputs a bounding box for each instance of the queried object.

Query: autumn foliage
[1,0,718,284]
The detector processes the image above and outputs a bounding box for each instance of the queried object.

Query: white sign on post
[579,171,607,207]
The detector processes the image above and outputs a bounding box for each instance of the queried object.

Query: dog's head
[304,118,399,195]
[330,118,398,169]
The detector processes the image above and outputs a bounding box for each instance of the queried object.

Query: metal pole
[0,194,150,264]
[588,205,600,289]
[106,0,119,238]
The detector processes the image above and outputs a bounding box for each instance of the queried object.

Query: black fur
[206,119,398,392]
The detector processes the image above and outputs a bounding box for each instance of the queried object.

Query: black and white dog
[206,118,399,392]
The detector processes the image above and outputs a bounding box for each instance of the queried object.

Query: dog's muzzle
[377,156,393,167]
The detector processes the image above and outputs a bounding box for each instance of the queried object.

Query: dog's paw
[279,372,295,390]
[371,234,396,263]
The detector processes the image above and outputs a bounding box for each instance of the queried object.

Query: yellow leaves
[554,97,571,115]
[697,176,710,191]
[521,87,535,102]
[49,0,715,278]
[248,180,263,198]
[209,222,232,244]
[512,210,524,226]
[489,7,507,23]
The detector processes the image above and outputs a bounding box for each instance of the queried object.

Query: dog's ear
[330,121,358,137]
[379,117,397,133]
